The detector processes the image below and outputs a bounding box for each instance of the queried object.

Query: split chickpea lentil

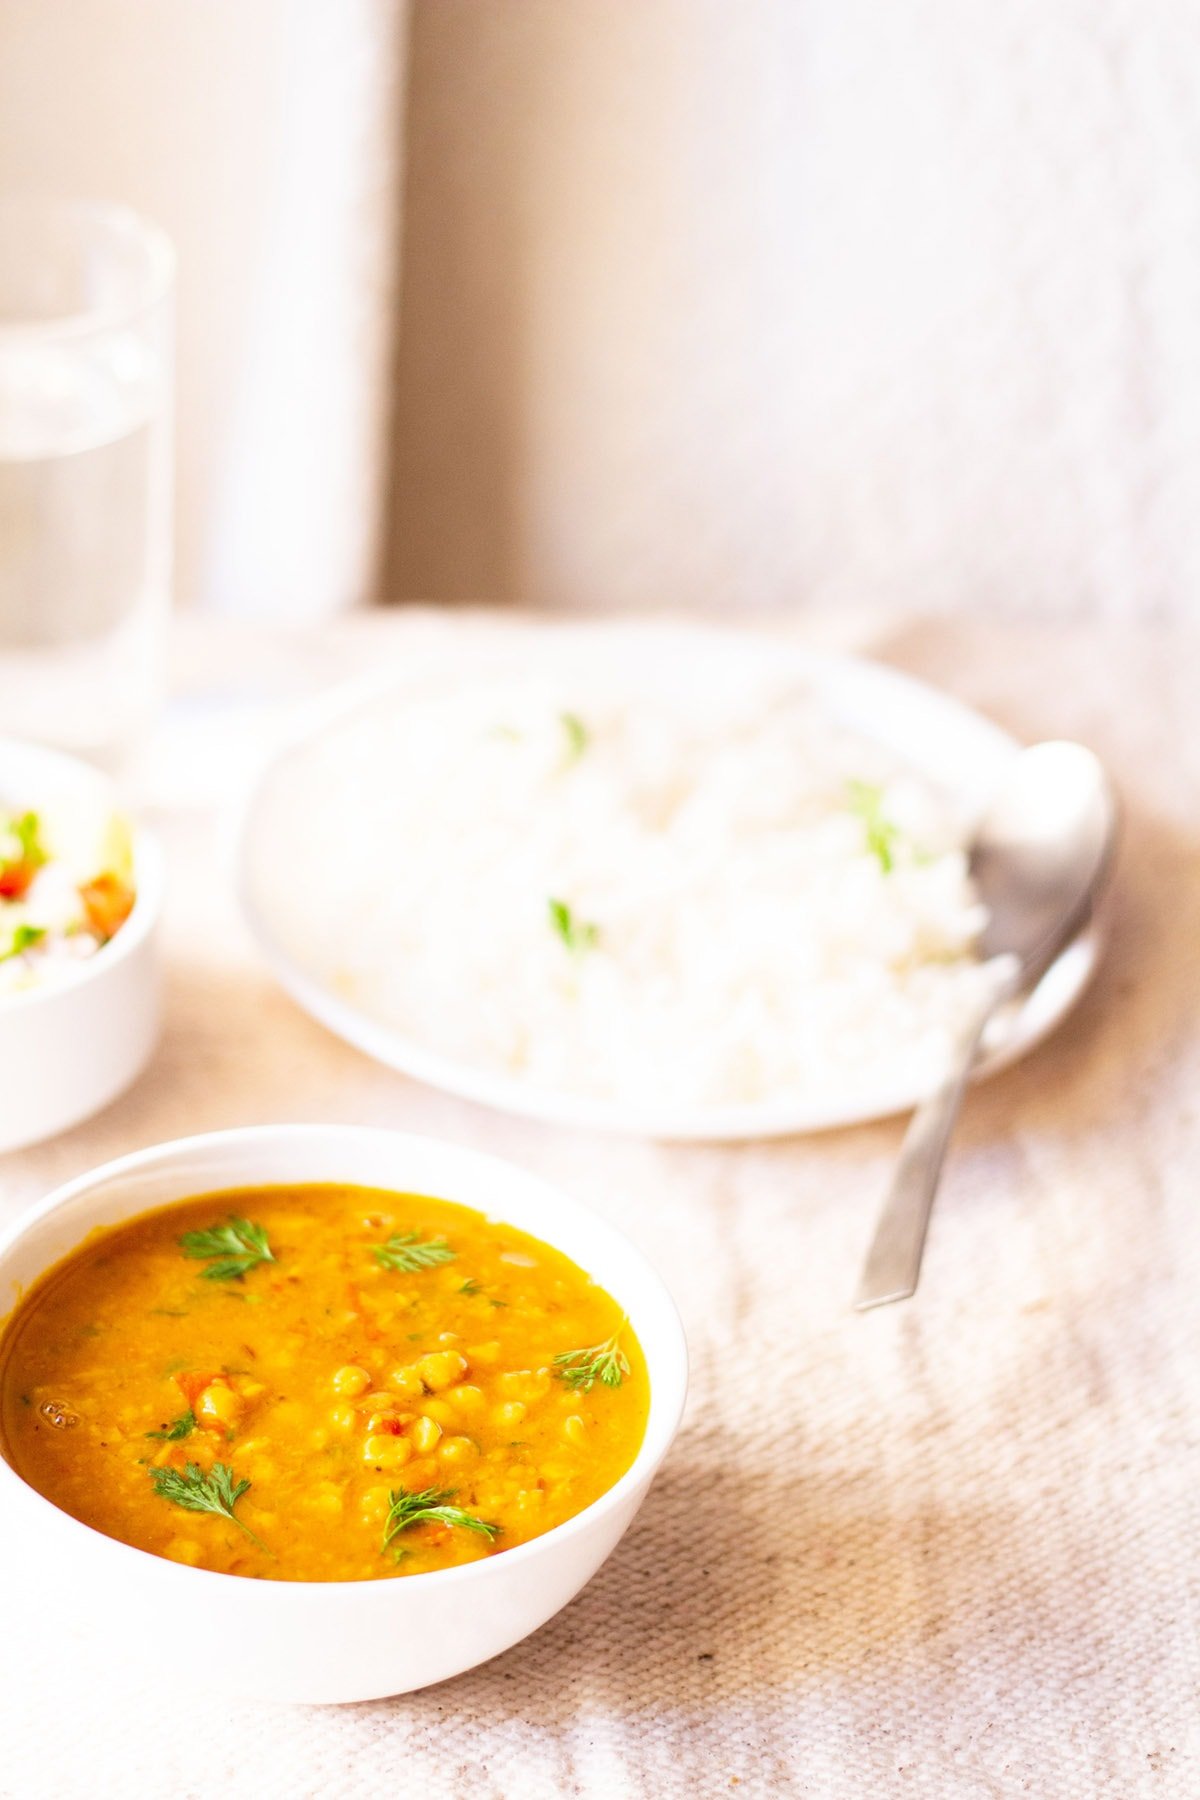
[0,1184,648,1581]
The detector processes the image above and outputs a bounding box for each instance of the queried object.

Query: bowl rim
[0,1123,689,1597]
[0,736,164,1014]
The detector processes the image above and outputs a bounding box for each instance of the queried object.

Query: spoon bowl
[973,741,1118,974]
[855,740,1118,1310]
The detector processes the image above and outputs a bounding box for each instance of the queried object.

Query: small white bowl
[0,1125,688,1703]
[0,739,162,1153]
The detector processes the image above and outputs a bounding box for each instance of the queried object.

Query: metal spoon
[853,740,1118,1310]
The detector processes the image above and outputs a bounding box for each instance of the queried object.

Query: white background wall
[0,0,406,618]
[3,2,1197,623]
[390,0,1200,621]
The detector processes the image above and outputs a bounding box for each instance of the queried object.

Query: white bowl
[0,1124,688,1704]
[0,739,162,1152]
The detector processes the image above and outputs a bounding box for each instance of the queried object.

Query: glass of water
[0,199,173,768]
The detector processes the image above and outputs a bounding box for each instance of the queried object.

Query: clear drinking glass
[0,199,173,768]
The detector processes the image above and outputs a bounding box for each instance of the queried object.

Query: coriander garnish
[0,923,46,963]
[458,1278,483,1297]
[373,1232,457,1274]
[847,779,900,875]
[3,811,45,871]
[145,1409,196,1442]
[548,897,600,954]
[179,1218,275,1282]
[148,1460,266,1549]
[552,1322,630,1393]
[381,1486,500,1556]
[560,712,589,763]
[12,812,45,864]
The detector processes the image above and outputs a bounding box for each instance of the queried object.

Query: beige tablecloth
[2,611,1198,1800]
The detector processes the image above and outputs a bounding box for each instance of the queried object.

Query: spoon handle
[853,971,1014,1311]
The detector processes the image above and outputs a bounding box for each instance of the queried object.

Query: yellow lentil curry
[0,1184,648,1581]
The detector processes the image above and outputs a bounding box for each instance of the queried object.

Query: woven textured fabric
[1,612,1197,1798]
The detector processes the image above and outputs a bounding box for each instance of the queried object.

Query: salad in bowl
[0,802,136,996]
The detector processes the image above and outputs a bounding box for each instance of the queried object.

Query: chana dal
[0,1184,648,1581]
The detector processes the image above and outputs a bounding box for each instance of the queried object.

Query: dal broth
[0,1184,647,1582]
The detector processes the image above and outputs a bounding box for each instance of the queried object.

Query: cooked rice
[257,668,993,1117]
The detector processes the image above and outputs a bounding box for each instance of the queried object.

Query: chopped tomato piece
[0,860,35,901]
[79,872,135,941]
[173,1370,223,1411]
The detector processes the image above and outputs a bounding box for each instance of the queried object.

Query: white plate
[237,623,1101,1140]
